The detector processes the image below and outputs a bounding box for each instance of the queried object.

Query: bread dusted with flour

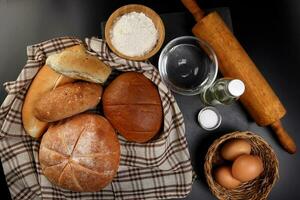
[39,114,120,192]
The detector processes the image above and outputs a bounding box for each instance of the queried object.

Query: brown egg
[214,166,241,189]
[232,155,264,182]
[221,139,252,161]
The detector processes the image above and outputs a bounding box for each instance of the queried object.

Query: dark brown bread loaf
[102,72,163,143]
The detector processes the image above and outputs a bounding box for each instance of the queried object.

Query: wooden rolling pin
[181,0,297,154]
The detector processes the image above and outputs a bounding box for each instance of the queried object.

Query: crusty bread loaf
[39,113,120,192]
[34,82,102,122]
[46,46,112,84]
[22,65,74,138]
[102,72,163,143]
[22,45,86,138]
[61,44,86,54]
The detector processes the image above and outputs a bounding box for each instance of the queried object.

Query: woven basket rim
[204,131,279,200]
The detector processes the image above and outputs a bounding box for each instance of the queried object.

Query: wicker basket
[204,131,279,200]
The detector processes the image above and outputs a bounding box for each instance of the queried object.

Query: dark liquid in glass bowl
[165,44,212,90]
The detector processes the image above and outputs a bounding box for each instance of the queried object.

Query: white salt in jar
[198,106,222,131]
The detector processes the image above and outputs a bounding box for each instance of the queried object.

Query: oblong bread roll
[46,46,112,84]
[34,82,102,122]
[22,65,74,138]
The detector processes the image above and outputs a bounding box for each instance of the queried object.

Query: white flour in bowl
[110,12,158,57]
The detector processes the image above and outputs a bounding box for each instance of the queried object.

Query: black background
[1,0,300,199]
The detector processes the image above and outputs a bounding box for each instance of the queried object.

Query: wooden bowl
[105,4,165,61]
[205,131,279,200]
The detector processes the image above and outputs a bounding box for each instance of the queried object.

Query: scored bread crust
[102,72,163,143]
[39,113,120,192]
[34,82,103,122]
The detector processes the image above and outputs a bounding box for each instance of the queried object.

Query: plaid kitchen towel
[0,36,194,200]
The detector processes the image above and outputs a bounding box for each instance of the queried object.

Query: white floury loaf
[46,45,112,84]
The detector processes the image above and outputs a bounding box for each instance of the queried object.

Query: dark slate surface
[1,1,300,199]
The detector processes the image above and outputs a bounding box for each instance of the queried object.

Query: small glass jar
[201,78,245,105]
[197,106,222,131]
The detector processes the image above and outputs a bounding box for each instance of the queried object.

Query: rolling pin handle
[271,120,297,154]
[181,0,205,22]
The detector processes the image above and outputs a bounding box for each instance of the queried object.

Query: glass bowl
[158,36,218,95]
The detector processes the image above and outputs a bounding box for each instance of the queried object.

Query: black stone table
[1,1,300,199]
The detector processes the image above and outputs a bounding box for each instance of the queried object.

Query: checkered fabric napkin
[0,36,194,200]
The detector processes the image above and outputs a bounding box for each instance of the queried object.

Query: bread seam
[115,125,160,135]
[58,162,70,185]
[74,152,113,158]
[42,146,69,158]
[69,163,84,191]
[56,70,103,83]
[53,75,64,89]
[104,103,161,106]
[117,130,159,133]
[69,160,102,176]
[43,160,68,172]
[70,127,86,156]
[61,128,73,155]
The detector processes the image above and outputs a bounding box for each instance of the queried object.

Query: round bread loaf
[102,72,162,143]
[39,113,120,192]
[34,82,102,122]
